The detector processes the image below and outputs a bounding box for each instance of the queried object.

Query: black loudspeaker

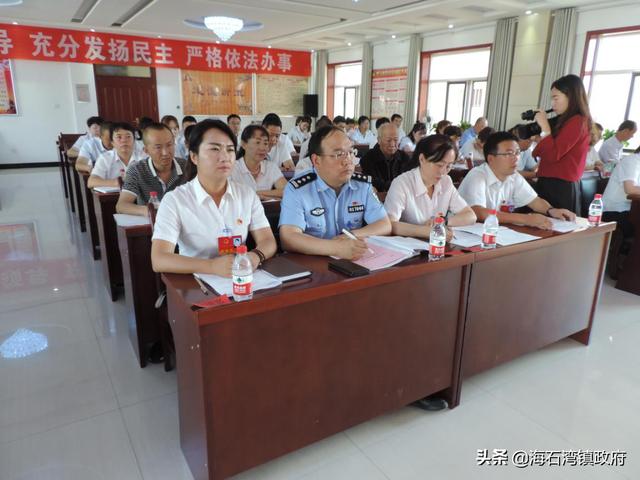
[303,94,318,117]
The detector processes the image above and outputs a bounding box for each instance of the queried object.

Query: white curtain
[404,34,421,131]
[539,8,577,108]
[313,50,328,117]
[485,17,518,130]
[359,42,373,117]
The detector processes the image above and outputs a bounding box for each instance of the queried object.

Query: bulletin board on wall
[181,70,253,116]
[371,67,407,119]
[0,59,18,115]
[256,74,309,115]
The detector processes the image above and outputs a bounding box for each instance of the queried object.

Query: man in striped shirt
[116,123,187,217]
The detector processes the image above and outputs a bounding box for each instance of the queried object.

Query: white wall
[422,24,495,52]
[571,3,640,74]
[373,39,410,69]
[0,60,77,165]
[327,46,363,65]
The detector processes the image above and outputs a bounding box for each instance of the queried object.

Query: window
[327,62,361,119]
[418,46,491,127]
[582,29,640,150]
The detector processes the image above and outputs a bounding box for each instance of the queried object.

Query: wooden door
[94,66,159,125]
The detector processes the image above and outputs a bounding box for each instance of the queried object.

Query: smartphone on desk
[328,258,370,277]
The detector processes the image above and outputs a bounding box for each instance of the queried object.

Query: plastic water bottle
[588,194,603,227]
[465,152,474,169]
[149,191,161,209]
[232,245,253,302]
[482,210,499,249]
[429,216,446,261]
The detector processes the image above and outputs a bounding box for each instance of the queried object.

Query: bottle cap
[236,245,247,254]
[434,217,445,224]
[489,209,497,215]
[150,191,158,196]
[594,194,602,199]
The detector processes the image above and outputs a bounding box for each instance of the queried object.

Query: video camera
[517,109,556,139]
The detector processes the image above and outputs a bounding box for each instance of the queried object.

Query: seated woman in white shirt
[287,116,311,145]
[151,119,277,277]
[602,148,640,237]
[384,134,476,240]
[232,125,287,198]
[399,122,427,154]
[459,126,495,165]
[88,122,143,189]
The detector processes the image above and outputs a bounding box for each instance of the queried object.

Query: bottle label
[482,233,496,245]
[588,214,601,224]
[430,238,445,256]
[232,274,253,296]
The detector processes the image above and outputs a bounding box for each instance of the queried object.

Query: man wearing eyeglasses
[360,123,412,192]
[279,126,392,260]
[458,131,575,229]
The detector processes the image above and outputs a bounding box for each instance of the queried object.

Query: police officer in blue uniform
[279,126,391,260]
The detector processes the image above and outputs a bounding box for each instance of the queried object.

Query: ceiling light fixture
[90,28,95,32]
[347,42,352,46]
[268,45,272,49]
[0,0,24,6]
[12,21,18,25]
[448,24,454,29]
[391,34,396,39]
[204,16,244,42]
[525,10,532,15]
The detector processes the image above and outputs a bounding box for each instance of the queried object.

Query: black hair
[138,117,154,129]
[550,74,592,137]
[227,113,241,123]
[315,116,333,130]
[443,125,462,138]
[391,113,402,121]
[333,115,346,124]
[100,121,112,135]
[302,115,312,125]
[160,115,179,127]
[182,115,197,125]
[357,115,369,126]
[295,116,304,125]
[183,124,196,143]
[109,122,136,141]
[483,131,518,160]
[142,122,173,145]
[478,127,496,144]
[618,120,637,132]
[408,134,458,170]
[240,124,269,143]
[261,113,282,128]
[346,118,355,125]
[375,117,390,129]
[187,118,237,154]
[87,116,103,128]
[307,126,345,158]
[409,122,427,142]
[436,119,452,133]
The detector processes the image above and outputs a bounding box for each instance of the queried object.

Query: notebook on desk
[261,256,312,282]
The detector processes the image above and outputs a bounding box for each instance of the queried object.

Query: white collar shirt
[71,132,93,151]
[79,137,109,165]
[268,140,293,166]
[598,136,624,164]
[602,154,640,212]
[299,138,311,159]
[294,156,313,175]
[459,140,485,162]
[350,129,377,145]
[287,126,309,145]
[457,162,538,210]
[231,157,284,191]
[517,147,538,172]
[384,168,468,224]
[151,178,270,259]
[91,149,144,180]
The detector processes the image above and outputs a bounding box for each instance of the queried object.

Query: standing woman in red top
[532,74,592,214]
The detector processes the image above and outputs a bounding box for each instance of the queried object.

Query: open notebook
[348,236,427,271]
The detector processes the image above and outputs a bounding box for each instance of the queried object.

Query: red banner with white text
[0,23,311,76]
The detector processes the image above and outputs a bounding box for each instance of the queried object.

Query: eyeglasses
[318,148,358,162]
[493,150,521,158]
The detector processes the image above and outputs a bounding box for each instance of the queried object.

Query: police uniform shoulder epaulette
[289,172,317,189]
[351,172,372,183]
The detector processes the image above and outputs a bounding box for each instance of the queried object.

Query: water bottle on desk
[429,216,446,261]
[232,245,253,302]
[588,194,603,227]
[148,191,161,225]
[465,152,474,170]
[482,210,499,249]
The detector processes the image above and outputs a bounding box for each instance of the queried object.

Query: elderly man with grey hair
[360,123,412,192]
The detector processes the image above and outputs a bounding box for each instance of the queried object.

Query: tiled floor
[1,167,638,480]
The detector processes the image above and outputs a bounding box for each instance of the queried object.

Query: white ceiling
[0,0,612,51]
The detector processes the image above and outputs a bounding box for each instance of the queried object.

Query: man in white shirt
[262,113,295,170]
[350,115,377,145]
[602,152,640,237]
[391,114,406,140]
[460,117,488,147]
[287,116,311,145]
[67,116,103,158]
[599,120,637,164]
[88,122,144,189]
[509,125,538,179]
[76,121,112,174]
[458,131,575,229]
[227,114,242,139]
[175,115,197,160]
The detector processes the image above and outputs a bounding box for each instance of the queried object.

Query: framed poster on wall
[371,67,407,120]
[181,70,253,116]
[0,59,17,115]
[256,74,308,115]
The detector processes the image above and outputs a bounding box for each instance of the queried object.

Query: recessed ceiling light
[90,28,95,32]
[216,40,220,44]
[311,49,315,52]
[157,35,162,38]
[448,24,454,29]
[268,45,272,48]
[0,0,23,6]
[347,42,352,46]
[12,21,18,25]
[391,34,396,39]
[525,10,532,15]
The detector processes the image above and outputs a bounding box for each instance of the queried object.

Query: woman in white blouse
[399,122,427,154]
[151,119,277,277]
[232,125,287,198]
[384,134,476,239]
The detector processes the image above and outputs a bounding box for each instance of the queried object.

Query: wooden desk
[93,191,123,301]
[60,133,81,209]
[117,223,160,367]
[164,253,472,480]
[461,223,615,378]
[80,173,101,260]
[616,194,640,296]
[68,157,86,232]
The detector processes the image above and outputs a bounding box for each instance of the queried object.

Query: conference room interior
[1,0,640,479]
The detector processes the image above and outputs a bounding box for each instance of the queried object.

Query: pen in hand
[341,228,375,254]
